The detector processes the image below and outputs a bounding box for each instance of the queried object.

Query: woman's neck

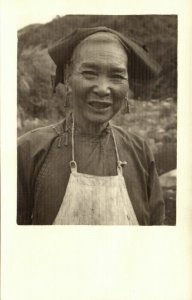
[73,115,109,136]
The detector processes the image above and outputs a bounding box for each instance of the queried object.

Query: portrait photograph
[17,15,177,226]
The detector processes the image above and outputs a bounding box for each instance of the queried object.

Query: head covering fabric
[48,26,161,90]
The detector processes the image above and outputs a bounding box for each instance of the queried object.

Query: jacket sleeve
[17,126,59,225]
[17,134,35,224]
[144,141,165,225]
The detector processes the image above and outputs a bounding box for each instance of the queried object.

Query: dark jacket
[17,118,165,225]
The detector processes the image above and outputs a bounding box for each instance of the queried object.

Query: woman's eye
[82,71,97,78]
[111,74,126,80]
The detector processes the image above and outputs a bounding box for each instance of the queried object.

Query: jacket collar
[51,112,72,136]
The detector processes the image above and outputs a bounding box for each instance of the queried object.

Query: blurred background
[17,15,177,224]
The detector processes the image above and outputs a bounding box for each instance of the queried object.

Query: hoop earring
[123,95,130,114]
[64,93,70,107]
[125,98,130,114]
[64,85,71,108]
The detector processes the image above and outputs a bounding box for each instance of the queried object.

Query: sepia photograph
[17,15,177,225]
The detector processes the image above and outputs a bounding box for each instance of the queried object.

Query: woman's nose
[92,77,111,97]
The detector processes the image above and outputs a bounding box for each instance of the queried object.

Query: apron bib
[53,117,138,225]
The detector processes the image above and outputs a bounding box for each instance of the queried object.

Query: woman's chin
[83,106,119,124]
[84,112,113,125]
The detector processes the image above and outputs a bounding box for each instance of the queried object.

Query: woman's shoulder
[112,123,146,146]
[17,119,65,151]
[111,123,154,161]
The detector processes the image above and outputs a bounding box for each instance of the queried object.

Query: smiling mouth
[88,101,112,109]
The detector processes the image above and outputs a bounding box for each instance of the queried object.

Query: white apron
[53,119,138,225]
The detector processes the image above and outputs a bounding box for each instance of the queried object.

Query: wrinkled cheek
[113,85,129,112]
[120,81,129,96]
[71,87,85,109]
[113,99,124,115]
[70,78,91,108]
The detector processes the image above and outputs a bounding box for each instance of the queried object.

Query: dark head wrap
[48,26,161,91]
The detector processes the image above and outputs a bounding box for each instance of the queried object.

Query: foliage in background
[18,98,177,176]
[18,15,177,122]
[17,15,177,175]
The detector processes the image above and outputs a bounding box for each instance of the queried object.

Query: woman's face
[68,34,129,127]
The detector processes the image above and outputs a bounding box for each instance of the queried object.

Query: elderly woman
[17,26,165,225]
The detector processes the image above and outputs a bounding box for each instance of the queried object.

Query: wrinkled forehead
[71,32,128,66]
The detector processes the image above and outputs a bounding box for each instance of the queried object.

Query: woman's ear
[65,80,72,94]
[64,63,72,82]
[67,82,72,94]
[64,79,72,108]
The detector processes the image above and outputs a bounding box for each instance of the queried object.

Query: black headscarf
[48,26,161,92]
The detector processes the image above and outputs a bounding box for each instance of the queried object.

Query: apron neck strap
[109,122,124,174]
[71,114,75,162]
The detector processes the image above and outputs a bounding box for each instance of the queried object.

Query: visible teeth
[89,102,110,109]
